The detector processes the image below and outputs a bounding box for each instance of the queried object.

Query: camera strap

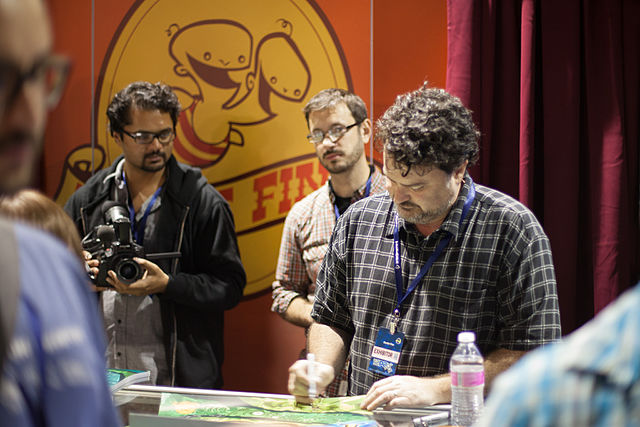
[0,218,20,374]
[128,186,162,245]
[122,170,163,245]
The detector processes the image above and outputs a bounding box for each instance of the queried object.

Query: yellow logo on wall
[54,0,351,296]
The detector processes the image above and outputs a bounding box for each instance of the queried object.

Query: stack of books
[106,368,150,393]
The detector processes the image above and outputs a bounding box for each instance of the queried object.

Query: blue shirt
[477,283,640,427]
[0,223,121,426]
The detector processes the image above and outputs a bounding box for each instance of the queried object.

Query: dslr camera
[81,202,146,287]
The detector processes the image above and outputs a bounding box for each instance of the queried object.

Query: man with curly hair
[288,84,560,409]
[65,81,246,388]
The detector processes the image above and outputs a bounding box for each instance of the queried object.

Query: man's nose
[320,135,337,147]
[391,184,410,204]
[149,135,164,148]
[3,81,43,129]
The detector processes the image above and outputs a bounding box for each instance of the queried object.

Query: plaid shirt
[478,283,640,427]
[271,166,386,314]
[312,174,561,395]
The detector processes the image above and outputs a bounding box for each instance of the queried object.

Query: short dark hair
[107,81,181,136]
[303,88,368,125]
[375,83,480,175]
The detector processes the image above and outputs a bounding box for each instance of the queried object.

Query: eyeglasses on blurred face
[0,55,70,116]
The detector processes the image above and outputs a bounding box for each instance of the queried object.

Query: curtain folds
[446,0,639,333]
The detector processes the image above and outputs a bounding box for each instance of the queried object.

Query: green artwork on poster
[158,393,376,426]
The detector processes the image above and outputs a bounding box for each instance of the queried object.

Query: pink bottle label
[451,371,485,387]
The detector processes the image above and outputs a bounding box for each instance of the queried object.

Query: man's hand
[287,359,335,404]
[83,250,110,292]
[360,375,449,411]
[106,257,169,296]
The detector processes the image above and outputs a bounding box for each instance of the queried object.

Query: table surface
[114,385,451,426]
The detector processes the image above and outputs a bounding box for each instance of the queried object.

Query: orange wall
[44,0,446,394]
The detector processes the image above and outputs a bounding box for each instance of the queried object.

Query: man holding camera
[64,81,246,388]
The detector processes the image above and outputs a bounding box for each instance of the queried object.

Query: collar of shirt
[384,171,475,241]
[111,158,164,219]
[113,158,126,190]
[110,157,172,191]
[559,284,640,389]
[327,164,376,205]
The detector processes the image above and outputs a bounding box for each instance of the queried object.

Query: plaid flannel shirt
[478,283,640,427]
[312,174,561,395]
[271,166,386,397]
[271,166,386,313]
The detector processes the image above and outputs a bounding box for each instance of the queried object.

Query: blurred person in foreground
[0,0,121,425]
[476,280,640,427]
[287,83,561,410]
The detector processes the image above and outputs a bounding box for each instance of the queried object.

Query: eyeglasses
[121,128,175,145]
[0,55,70,116]
[307,121,362,144]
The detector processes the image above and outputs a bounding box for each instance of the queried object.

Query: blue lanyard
[334,174,372,220]
[122,171,162,245]
[392,179,476,321]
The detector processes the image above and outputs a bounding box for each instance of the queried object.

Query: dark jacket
[64,155,246,388]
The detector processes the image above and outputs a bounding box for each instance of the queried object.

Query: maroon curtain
[446,0,639,333]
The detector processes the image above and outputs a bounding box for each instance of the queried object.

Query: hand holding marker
[307,352,317,399]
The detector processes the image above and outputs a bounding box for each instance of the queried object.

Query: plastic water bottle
[450,331,484,426]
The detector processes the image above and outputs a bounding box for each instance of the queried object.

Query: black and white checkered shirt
[311,174,561,396]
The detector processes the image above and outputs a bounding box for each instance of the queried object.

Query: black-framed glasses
[307,121,362,144]
[0,54,70,116]
[121,128,175,145]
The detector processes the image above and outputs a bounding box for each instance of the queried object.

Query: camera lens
[116,259,142,284]
[119,263,137,280]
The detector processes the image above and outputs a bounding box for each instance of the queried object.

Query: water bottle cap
[457,331,475,343]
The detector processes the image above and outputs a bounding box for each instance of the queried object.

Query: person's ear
[454,160,468,184]
[360,118,372,144]
[113,131,123,146]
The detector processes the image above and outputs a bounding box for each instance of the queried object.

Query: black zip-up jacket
[64,155,246,388]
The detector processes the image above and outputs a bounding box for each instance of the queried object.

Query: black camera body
[81,203,146,287]
[82,201,182,287]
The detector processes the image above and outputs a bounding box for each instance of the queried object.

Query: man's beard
[141,151,168,172]
[0,130,40,195]
[396,200,452,225]
[320,144,363,174]
[0,129,39,153]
